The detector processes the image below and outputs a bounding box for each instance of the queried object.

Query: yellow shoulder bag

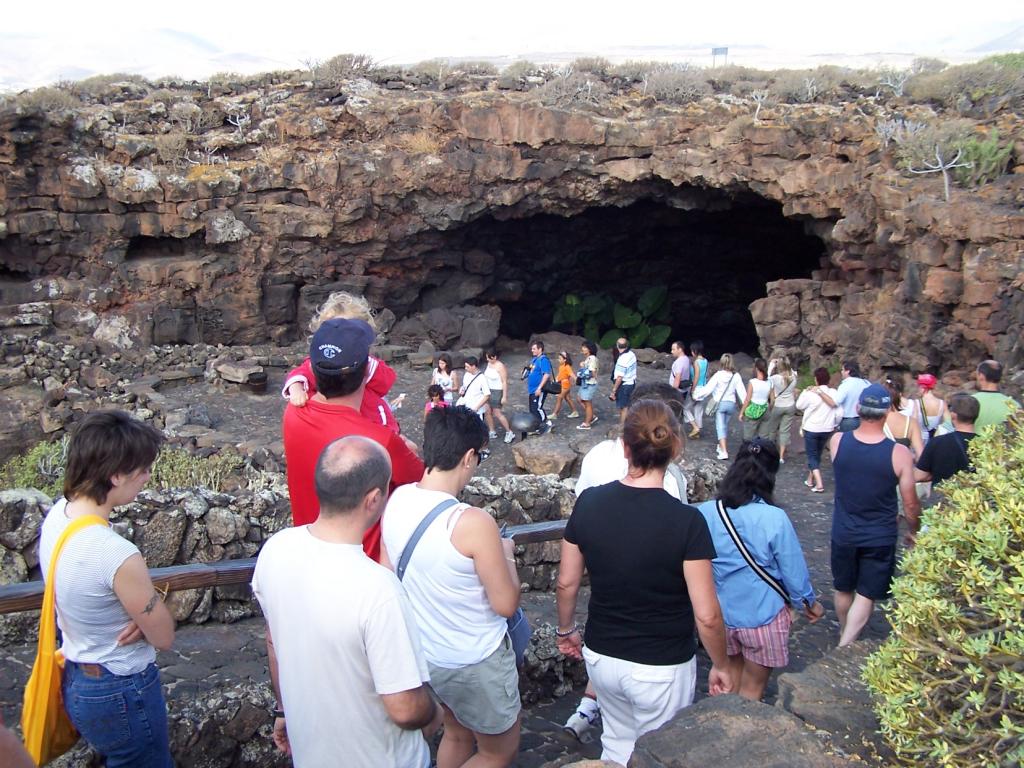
[21,513,107,766]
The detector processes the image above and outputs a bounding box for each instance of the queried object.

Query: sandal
[811,486,825,493]
[803,480,814,488]
[576,423,592,430]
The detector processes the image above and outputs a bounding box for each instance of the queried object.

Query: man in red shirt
[283,318,424,561]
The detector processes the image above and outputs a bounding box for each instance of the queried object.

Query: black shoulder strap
[395,498,460,581]
[716,499,789,604]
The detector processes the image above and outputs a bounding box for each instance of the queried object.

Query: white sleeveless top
[749,377,772,405]
[382,485,507,668]
[484,363,503,392]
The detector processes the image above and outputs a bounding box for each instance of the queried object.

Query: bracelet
[555,624,579,637]
[271,708,285,719]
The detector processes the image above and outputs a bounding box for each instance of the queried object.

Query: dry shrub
[154,132,189,166]
[12,87,80,113]
[535,72,609,107]
[454,60,498,76]
[307,53,378,87]
[610,60,660,83]
[73,72,150,98]
[646,65,711,104]
[504,60,540,80]
[571,57,612,77]
[397,131,442,154]
[907,60,1024,115]
[707,64,770,94]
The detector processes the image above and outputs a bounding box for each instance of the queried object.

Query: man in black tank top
[828,383,921,647]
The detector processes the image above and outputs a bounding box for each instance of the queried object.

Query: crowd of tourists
[20,290,1020,768]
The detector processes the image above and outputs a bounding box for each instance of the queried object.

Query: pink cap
[916,373,937,390]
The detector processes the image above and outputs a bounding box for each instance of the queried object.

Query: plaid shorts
[726,605,793,668]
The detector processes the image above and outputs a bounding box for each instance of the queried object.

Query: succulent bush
[863,410,1024,767]
[954,130,1014,187]
[0,438,247,497]
[552,287,672,349]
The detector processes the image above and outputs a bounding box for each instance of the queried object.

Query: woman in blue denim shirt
[696,438,825,701]
[37,411,176,767]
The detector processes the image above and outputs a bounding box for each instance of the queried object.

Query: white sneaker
[563,708,601,743]
[489,431,498,439]
[504,431,515,444]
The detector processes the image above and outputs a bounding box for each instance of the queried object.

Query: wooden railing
[0,519,568,615]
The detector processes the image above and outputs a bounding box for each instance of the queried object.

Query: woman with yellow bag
[29,410,174,767]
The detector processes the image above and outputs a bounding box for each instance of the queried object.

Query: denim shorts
[578,382,597,401]
[62,661,172,768]
[615,383,635,409]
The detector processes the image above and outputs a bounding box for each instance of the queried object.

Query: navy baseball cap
[310,318,374,375]
[859,383,892,409]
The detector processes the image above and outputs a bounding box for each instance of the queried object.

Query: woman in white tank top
[381,406,523,765]
[484,348,514,442]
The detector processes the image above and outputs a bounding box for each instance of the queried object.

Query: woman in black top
[556,399,733,765]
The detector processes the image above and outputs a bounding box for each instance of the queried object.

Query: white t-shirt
[382,484,507,668]
[613,350,638,385]
[38,498,154,675]
[252,527,430,768]
[457,370,491,415]
[575,439,687,501]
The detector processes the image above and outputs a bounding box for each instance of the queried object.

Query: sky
[2,0,1022,90]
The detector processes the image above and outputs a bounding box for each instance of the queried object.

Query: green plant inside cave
[552,286,672,349]
[863,409,1024,767]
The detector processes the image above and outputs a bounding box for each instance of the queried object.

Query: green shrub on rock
[863,410,1024,767]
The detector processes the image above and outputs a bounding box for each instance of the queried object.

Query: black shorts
[830,542,897,600]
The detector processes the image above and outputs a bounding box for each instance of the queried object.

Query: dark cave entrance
[434,195,827,358]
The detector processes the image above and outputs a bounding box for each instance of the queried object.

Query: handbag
[396,500,532,667]
[22,513,108,765]
[744,401,768,421]
[541,378,561,396]
[715,500,789,604]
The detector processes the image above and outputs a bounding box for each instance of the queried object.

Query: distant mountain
[970,23,1024,53]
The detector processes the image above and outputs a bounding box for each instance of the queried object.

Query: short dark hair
[315,360,368,398]
[690,340,704,356]
[843,360,861,377]
[977,360,1002,383]
[672,340,685,352]
[63,410,164,504]
[530,339,545,352]
[949,392,980,424]
[485,348,500,360]
[814,367,831,386]
[717,438,780,509]
[423,405,488,472]
[581,340,597,357]
[623,400,681,471]
[427,384,444,399]
[464,355,479,368]
[314,436,391,515]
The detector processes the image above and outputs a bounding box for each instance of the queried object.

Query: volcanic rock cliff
[1,75,1021,377]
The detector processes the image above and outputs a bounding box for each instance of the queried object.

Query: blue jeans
[838,416,860,432]
[62,661,172,768]
[803,430,832,470]
[715,400,737,440]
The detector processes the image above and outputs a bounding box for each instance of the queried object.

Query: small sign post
[712,47,728,67]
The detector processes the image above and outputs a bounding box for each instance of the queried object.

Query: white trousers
[683,395,706,428]
[582,645,697,766]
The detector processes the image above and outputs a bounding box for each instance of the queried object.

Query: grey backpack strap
[395,498,460,581]
[716,499,789,604]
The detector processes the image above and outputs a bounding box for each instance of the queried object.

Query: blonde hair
[309,292,377,334]
[719,353,735,373]
[774,356,793,387]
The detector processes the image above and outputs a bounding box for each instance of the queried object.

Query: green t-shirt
[973,391,1020,431]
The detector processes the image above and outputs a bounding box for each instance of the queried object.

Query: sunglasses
[475,448,491,465]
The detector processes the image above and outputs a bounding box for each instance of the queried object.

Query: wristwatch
[270,702,284,719]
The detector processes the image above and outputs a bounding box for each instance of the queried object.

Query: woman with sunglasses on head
[556,399,732,766]
[696,438,824,702]
[381,406,521,768]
